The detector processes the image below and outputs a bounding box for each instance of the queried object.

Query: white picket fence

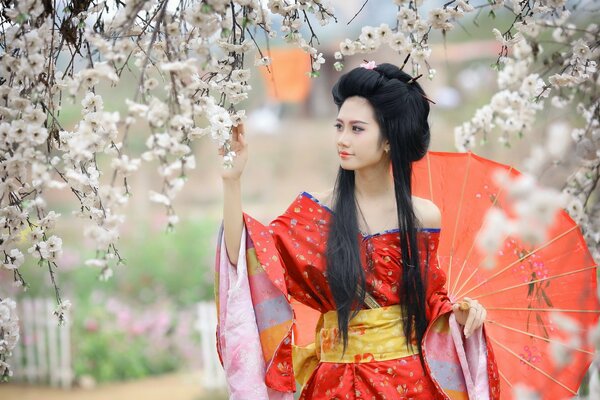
[196,301,227,389]
[10,298,73,388]
[9,298,225,389]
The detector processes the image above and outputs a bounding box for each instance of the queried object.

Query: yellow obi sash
[292,305,419,386]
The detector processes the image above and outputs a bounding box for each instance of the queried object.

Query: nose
[336,127,351,148]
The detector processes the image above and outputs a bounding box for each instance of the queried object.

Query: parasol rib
[486,319,594,355]
[455,225,581,299]
[488,307,600,313]
[497,368,513,388]
[453,264,482,299]
[470,265,597,299]
[488,336,578,395]
[453,243,575,299]
[450,166,513,295]
[447,152,472,295]
[426,152,434,204]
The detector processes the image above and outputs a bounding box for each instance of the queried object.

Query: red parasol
[292,150,599,398]
[411,150,599,399]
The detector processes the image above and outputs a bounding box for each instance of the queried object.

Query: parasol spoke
[452,264,480,299]
[455,225,581,299]
[450,166,513,295]
[426,152,434,204]
[455,241,577,300]
[447,152,473,295]
[486,319,594,355]
[497,368,513,388]
[470,264,597,300]
[488,306,600,313]
[488,336,578,395]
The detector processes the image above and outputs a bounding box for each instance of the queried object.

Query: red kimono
[215,192,500,399]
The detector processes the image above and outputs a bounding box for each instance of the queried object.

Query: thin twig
[347,0,369,25]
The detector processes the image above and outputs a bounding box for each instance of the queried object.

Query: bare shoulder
[310,188,334,208]
[307,191,440,228]
[412,196,442,229]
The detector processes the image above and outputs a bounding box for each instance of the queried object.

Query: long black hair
[326,63,431,365]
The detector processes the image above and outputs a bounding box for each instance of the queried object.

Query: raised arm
[219,123,248,265]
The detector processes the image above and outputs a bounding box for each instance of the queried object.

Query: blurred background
[0,1,583,399]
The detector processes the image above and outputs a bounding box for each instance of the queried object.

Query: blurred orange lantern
[258,48,312,103]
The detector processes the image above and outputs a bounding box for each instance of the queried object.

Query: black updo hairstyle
[326,62,432,367]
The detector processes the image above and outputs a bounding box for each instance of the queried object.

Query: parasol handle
[458,301,470,311]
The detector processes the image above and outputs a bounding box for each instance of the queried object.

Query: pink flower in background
[129,322,146,336]
[79,293,201,372]
[84,318,99,333]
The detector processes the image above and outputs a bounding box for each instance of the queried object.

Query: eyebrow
[335,118,369,124]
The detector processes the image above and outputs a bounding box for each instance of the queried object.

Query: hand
[451,297,487,339]
[219,123,248,181]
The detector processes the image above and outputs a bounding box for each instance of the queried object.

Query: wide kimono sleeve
[421,233,501,400]
[214,204,308,400]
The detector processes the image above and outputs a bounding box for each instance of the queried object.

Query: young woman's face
[334,96,389,171]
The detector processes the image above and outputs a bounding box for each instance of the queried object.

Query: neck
[354,160,394,201]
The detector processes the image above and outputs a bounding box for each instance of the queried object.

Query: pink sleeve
[215,218,296,399]
[421,231,501,399]
[449,314,491,399]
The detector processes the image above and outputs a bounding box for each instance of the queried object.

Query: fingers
[464,309,476,338]
[218,123,246,156]
[232,123,245,142]
[452,297,487,338]
[231,124,246,152]
[463,298,486,338]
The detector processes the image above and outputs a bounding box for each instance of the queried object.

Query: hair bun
[374,63,413,84]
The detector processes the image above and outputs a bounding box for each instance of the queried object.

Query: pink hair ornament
[360,60,377,69]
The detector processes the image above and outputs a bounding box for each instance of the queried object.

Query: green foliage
[107,218,217,306]
[2,217,219,383]
[14,217,217,305]
[74,328,180,381]
[72,328,179,383]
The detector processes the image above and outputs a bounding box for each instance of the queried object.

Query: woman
[216,62,500,399]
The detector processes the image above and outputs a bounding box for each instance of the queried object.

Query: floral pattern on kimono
[216,192,501,400]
